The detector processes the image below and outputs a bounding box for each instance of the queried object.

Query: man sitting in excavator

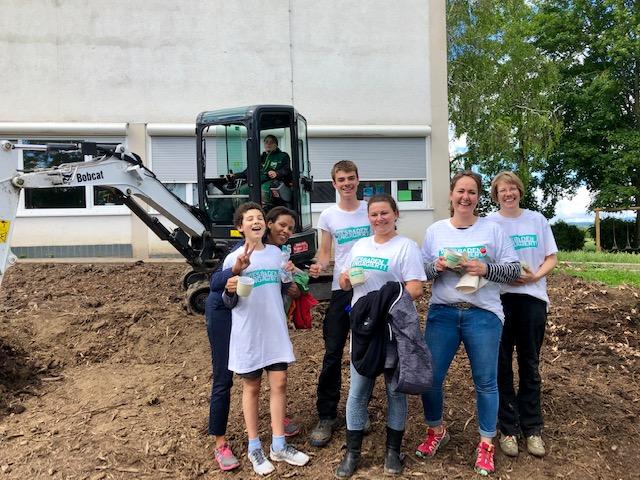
[231,134,292,210]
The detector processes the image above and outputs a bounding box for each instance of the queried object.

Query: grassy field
[558,250,640,264]
[555,250,640,287]
[558,264,640,287]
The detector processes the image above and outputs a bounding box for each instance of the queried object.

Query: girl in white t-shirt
[488,171,558,459]
[222,202,309,476]
[417,171,520,476]
[335,194,426,478]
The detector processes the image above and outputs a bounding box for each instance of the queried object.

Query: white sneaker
[270,444,310,466]
[249,448,275,475]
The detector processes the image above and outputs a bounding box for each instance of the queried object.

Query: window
[310,181,336,203]
[165,183,188,202]
[22,140,87,209]
[357,181,391,201]
[397,180,423,202]
[94,187,125,206]
[20,139,123,211]
[310,179,427,212]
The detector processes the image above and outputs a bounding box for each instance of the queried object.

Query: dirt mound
[0,263,638,479]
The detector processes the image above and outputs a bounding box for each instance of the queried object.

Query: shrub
[551,221,585,251]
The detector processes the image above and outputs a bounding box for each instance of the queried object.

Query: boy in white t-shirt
[308,160,371,447]
[222,202,309,475]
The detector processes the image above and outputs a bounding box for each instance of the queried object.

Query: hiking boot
[213,442,240,471]
[383,427,404,475]
[415,426,450,458]
[248,448,275,476]
[309,418,338,447]
[335,429,364,478]
[474,441,495,476]
[526,435,546,457]
[499,434,519,457]
[284,417,301,437]
[270,444,310,466]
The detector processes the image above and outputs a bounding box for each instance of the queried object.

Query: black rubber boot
[335,429,364,478]
[383,427,404,475]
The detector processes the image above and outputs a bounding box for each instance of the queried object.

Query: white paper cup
[349,267,365,286]
[444,249,464,269]
[236,276,255,297]
[456,273,480,293]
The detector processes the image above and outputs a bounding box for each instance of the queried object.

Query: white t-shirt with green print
[223,244,295,374]
[317,201,371,291]
[422,217,518,321]
[345,235,427,306]
[488,209,558,305]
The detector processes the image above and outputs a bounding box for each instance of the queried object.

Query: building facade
[1,0,449,258]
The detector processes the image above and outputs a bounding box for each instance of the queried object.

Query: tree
[447,0,564,217]
[535,0,640,245]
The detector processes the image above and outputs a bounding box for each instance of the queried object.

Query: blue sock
[248,437,262,454]
[272,434,286,452]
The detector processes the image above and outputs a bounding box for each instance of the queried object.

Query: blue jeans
[420,304,503,438]
[346,363,407,431]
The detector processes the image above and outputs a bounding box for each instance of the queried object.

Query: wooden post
[595,208,601,252]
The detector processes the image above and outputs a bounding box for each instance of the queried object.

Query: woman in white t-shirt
[417,171,520,476]
[488,171,558,459]
[335,194,426,478]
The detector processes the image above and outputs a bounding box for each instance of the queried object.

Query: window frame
[15,136,130,218]
[310,178,429,213]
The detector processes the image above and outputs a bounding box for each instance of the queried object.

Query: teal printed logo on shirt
[246,269,280,287]
[352,256,389,272]
[438,245,488,259]
[510,234,538,250]
[335,225,372,245]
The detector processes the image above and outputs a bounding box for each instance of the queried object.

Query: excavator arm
[0,140,217,287]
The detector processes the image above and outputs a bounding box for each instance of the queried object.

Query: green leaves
[449,0,640,236]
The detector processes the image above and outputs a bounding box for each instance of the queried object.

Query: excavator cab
[195,105,316,267]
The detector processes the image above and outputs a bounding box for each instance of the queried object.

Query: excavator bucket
[0,141,20,286]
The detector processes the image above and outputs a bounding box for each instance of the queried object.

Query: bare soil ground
[0,263,638,480]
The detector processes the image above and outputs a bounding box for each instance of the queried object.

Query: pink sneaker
[214,442,240,471]
[474,441,495,476]
[415,427,450,458]
[283,417,301,437]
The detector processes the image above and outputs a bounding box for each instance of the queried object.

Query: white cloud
[552,186,594,223]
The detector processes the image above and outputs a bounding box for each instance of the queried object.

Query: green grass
[558,250,640,264]
[558,264,640,287]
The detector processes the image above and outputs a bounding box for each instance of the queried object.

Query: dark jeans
[498,293,547,436]
[206,306,233,436]
[316,289,352,420]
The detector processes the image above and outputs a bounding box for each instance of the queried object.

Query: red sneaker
[474,441,495,476]
[283,417,301,437]
[415,427,450,458]
[214,442,240,471]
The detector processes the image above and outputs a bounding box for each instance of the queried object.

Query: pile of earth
[0,263,638,479]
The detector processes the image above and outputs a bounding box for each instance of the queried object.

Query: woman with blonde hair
[488,171,558,458]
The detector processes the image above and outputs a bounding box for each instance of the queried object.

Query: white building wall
[1,0,449,257]
[1,0,434,125]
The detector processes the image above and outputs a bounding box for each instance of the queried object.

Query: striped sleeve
[485,262,521,284]
[424,261,441,281]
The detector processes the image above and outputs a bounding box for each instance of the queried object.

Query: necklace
[450,216,477,229]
